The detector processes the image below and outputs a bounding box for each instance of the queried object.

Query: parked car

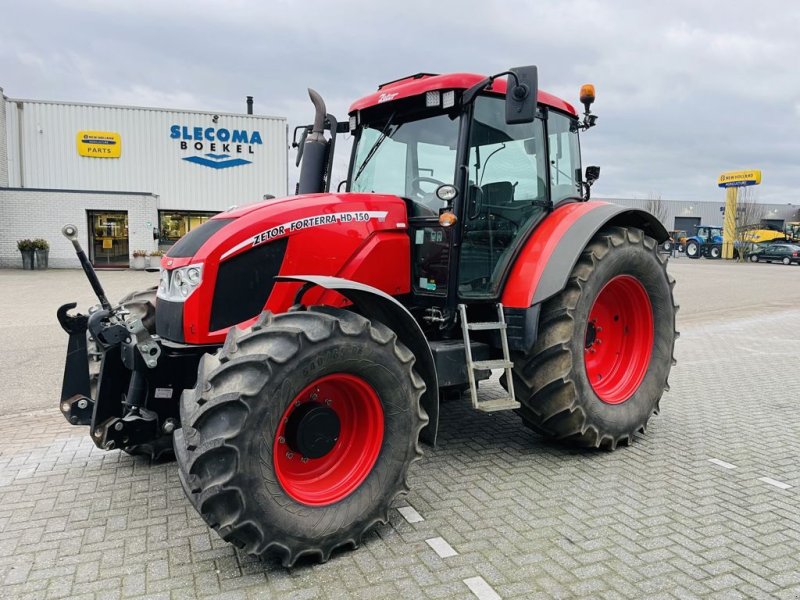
[748,243,800,265]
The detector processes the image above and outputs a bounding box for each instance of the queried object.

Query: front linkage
[57,225,202,459]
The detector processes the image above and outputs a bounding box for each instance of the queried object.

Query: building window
[159,211,218,245]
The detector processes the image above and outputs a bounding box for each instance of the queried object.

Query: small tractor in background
[663,229,687,253]
[685,225,723,259]
[57,66,677,566]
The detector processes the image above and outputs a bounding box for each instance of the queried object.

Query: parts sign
[77,131,121,158]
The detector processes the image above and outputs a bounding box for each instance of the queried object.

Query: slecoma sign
[170,125,264,169]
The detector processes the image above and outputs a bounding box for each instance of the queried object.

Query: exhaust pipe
[297,88,330,195]
[246,95,253,115]
[62,224,112,311]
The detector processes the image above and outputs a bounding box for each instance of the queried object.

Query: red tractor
[58,66,677,566]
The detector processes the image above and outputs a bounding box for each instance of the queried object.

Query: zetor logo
[170,125,263,169]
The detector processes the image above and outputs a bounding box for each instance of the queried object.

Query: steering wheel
[410,176,447,197]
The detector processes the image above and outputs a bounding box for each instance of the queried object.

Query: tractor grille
[209,238,289,332]
[155,298,185,343]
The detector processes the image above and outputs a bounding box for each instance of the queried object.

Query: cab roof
[349,72,577,116]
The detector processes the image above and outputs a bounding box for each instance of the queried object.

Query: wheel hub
[284,402,340,459]
[273,374,384,506]
[584,275,654,404]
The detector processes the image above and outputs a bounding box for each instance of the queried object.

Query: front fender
[276,275,439,446]
[502,201,668,308]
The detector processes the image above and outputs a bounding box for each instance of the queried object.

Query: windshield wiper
[353,113,400,183]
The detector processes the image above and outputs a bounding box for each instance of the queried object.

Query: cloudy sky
[2,0,798,202]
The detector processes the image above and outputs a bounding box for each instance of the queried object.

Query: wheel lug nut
[310,392,318,401]
[286,452,294,459]
[301,457,309,463]
[278,436,285,444]
[325,398,332,406]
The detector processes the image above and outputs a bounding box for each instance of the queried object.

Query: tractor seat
[464,181,517,245]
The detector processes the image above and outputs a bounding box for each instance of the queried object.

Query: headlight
[156,263,203,302]
[158,269,169,296]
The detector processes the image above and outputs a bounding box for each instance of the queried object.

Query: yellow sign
[77,131,121,158]
[102,238,113,249]
[717,170,761,188]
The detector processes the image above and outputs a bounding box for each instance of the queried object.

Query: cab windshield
[350,109,460,217]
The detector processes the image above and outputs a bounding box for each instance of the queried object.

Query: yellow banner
[718,170,761,188]
[77,131,121,158]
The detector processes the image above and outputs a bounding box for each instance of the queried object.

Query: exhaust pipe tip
[307,88,327,135]
[62,224,79,241]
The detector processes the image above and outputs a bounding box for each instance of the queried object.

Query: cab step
[473,359,514,370]
[467,321,507,331]
[458,303,519,413]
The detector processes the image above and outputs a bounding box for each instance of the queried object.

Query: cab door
[457,97,556,299]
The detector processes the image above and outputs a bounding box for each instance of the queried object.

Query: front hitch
[57,302,93,425]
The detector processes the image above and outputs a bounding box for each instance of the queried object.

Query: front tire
[507,227,677,449]
[174,307,427,566]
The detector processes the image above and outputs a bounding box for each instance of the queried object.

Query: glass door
[88,210,130,267]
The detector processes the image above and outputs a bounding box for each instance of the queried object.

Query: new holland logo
[170,125,262,170]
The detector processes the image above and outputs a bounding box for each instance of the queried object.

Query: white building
[0,86,287,268]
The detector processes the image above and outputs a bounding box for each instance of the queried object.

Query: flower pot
[132,256,146,270]
[144,256,152,269]
[20,249,34,270]
[35,249,49,270]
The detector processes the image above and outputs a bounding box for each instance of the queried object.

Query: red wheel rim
[584,275,654,404]
[274,374,384,506]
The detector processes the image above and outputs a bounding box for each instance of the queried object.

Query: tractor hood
[162,192,408,267]
[157,192,411,344]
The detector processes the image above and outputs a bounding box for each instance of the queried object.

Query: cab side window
[548,111,581,204]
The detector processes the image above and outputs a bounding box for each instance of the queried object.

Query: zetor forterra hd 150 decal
[170,124,263,169]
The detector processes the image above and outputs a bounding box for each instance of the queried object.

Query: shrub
[149,249,164,257]
[17,239,35,251]
[132,249,148,257]
[32,239,50,251]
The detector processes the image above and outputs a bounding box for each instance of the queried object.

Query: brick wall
[0,189,158,268]
[0,88,8,187]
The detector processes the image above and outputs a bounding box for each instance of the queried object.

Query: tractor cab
[341,71,595,311]
[695,225,722,243]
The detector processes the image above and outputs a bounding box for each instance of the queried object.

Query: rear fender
[276,275,439,446]
[502,202,669,308]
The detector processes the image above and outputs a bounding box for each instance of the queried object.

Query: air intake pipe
[297,88,330,195]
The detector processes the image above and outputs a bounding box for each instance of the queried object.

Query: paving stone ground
[1,260,800,599]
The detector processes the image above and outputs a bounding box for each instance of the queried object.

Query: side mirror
[505,65,538,124]
[585,165,600,185]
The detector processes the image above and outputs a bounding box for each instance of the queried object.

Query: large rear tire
[173,307,427,566]
[507,227,677,449]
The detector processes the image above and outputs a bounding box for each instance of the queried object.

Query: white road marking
[708,458,737,469]
[759,477,792,490]
[464,576,502,600]
[425,537,458,558]
[397,505,424,523]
